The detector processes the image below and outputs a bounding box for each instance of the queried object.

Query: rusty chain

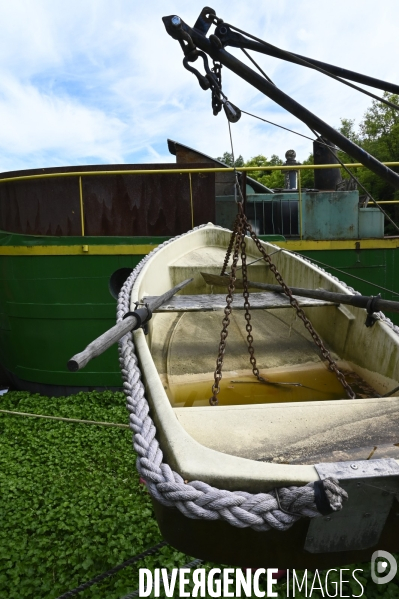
[245,221,356,399]
[220,212,239,277]
[210,211,245,405]
[211,184,356,404]
[211,204,273,405]
[240,210,263,381]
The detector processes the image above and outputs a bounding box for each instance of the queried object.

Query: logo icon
[371,550,397,584]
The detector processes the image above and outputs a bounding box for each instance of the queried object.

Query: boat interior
[132,226,399,479]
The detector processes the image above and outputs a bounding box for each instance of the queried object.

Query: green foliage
[217,93,399,211]
[337,93,399,233]
[216,151,244,167]
[299,153,315,189]
[1,390,398,598]
[216,152,316,190]
[0,391,176,598]
[244,153,316,190]
[244,154,284,189]
[360,93,399,159]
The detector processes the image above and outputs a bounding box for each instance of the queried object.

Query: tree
[300,153,315,189]
[337,93,399,232]
[216,151,244,167]
[244,153,316,189]
[338,94,399,197]
[244,154,285,188]
[360,93,399,159]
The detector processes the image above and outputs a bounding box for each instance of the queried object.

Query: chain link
[211,61,223,115]
[220,213,239,276]
[245,221,356,399]
[240,211,262,380]
[211,192,356,403]
[210,212,245,405]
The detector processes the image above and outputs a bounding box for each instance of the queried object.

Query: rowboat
[120,223,399,568]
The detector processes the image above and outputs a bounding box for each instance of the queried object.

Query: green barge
[1,147,398,395]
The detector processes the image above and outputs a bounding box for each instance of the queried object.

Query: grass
[0,390,398,598]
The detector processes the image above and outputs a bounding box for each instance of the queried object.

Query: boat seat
[167,245,271,294]
[145,292,337,312]
[173,396,399,465]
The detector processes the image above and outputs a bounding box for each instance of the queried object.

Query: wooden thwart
[144,292,336,312]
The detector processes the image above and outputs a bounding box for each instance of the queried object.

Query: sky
[0,0,398,173]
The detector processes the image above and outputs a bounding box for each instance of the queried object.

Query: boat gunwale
[130,224,399,491]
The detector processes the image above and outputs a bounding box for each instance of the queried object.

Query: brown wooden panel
[172,143,238,197]
[82,164,215,237]
[0,177,81,236]
[0,163,215,236]
[175,146,215,164]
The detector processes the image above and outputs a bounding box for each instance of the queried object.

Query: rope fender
[117,225,348,531]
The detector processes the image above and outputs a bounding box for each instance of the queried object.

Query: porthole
[109,267,133,299]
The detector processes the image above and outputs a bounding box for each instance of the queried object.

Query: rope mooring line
[56,540,168,599]
[117,225,348,532]
[0,409,129,428]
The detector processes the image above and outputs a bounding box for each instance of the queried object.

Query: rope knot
[320,476,348,512]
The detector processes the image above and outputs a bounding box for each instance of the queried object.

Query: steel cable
[223,22,399,111]
[55,541,168,599]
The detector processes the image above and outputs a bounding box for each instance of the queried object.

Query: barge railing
[0,162,398,238]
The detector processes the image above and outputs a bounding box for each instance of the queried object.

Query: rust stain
[0,163,215,236]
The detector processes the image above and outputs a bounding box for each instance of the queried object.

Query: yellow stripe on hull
[0,244,157,256]
[1,238,399,255]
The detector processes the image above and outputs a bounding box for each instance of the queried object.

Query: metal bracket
[365,294,381,328]
[193,6,217,35]
[305,459,399,553]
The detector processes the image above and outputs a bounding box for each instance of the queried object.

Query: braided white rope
[117,226,348,531]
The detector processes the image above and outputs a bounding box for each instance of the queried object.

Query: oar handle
[68,314,141,372]
[67,277,193,372]
[200,272,399,314]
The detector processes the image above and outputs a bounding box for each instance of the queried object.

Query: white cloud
[0,0,398,171]
[0,73,127,169]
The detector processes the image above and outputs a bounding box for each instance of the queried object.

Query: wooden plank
[144,292,337,312]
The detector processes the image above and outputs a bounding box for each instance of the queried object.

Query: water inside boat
[151,308,378,408]
[166,364,374,408]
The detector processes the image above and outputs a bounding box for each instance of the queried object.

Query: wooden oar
[201,272,399,315]
[67,278,193,372]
